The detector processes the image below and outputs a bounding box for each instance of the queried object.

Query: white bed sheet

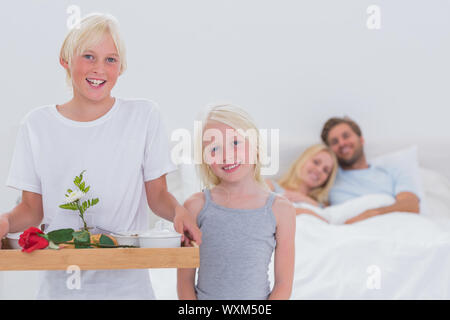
[290,213,450,299]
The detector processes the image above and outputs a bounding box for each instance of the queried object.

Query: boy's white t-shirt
[6,97,177,299]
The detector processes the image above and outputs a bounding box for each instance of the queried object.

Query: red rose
[19,227,49,253]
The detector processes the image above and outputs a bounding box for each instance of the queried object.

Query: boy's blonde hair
[196,104,267,190]
[60,13,127,86]
[278,144,338,205]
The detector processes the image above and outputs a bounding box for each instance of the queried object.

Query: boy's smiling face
[62,33,121,103]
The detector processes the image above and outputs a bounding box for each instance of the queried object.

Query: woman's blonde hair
[196,104,267,190]
[278,144,338,205]
[60,13,127,86]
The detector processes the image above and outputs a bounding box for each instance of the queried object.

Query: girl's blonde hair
[278,144,338,205]
[196,104,267,189]
[60,13,127,86]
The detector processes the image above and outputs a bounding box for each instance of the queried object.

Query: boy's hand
[173,205,202,247]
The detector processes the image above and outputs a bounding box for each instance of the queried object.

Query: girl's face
[63,33,121,103]
[203,121,257,185]
[297,151,334,189]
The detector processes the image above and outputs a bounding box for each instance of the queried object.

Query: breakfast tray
[0,247,199,271]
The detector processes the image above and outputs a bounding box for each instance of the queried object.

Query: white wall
[1,0,450,213]
[1,0,449,298]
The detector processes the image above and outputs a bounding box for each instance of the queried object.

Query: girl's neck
[217,175,264,198]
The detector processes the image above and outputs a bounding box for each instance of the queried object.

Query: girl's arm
[0,191,43,248]
[269,197,296,300]
[176,192,205,300]
[177,268,197,300]
[145,175,202,245]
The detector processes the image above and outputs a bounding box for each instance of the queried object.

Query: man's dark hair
[321,117,362,145]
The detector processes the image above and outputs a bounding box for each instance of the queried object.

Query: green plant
[59,170,99,232]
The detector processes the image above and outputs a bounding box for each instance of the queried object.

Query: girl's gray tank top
[195,189,277,300]
[270,180,285,195]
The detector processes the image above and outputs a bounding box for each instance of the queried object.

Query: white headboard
[272,137,450,181]
[160,137,450,226]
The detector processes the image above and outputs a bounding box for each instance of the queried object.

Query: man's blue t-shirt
[328,164,420,205]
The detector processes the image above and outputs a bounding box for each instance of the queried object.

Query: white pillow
[370,145,426,214]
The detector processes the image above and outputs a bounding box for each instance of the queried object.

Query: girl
[266,144,338,222]
[0,13,200,299]
[177,104,296,300]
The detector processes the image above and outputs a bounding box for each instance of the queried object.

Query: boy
[0,13,201,299]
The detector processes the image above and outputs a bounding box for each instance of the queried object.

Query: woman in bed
[266,144,338,222]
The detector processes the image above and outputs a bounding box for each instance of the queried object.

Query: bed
[150,143,450,300]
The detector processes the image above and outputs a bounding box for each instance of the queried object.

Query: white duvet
[290,212,450,299]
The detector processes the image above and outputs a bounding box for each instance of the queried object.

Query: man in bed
[320,117,420,224]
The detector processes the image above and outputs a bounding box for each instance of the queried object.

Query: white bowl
[110,231,140,247]
[138,231,182,248]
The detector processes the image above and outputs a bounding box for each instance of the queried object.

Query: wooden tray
[0,247,199,271]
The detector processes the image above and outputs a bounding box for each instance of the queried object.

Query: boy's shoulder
[119,97,160,112]
[118,98,160,114]
[19,104,56,126]
[118,98,164,123]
